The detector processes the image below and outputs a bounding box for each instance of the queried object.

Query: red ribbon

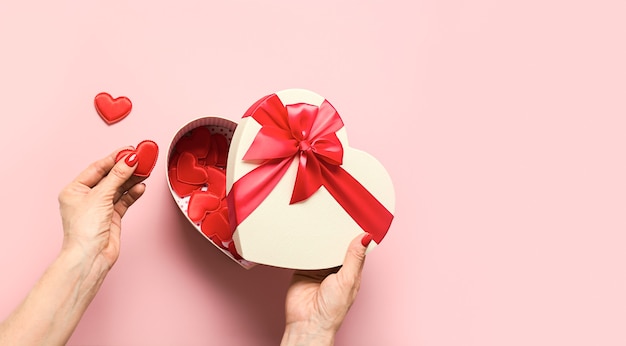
[227,94,393,243]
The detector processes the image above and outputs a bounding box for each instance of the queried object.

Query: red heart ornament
[168,167,202,197]
[115,140,159,177]
[187,190,222,223]
[94,92,132,125]
[176,152,208,185]
[204,145,218,167]
[208,234,227,250]
[201,207,231,244]
[205,165,226,197]
[175,127,212,159]
[210,134,229,168]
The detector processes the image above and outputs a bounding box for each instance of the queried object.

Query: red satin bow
[228,94,393,243]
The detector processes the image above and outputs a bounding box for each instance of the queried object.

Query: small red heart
[210,134,229,168]
[115,140,159,177]
[204,145,218,167]
[187,190,222,223]
[168,167,203,197]
[201,206,231,243]
[175,127,212,159]
[176,152,208,185]
[205,165,226,197]
[94,92,132,125]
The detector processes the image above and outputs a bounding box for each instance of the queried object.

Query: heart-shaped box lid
[225,89,396,269]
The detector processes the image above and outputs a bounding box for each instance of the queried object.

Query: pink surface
[0,1,625,345]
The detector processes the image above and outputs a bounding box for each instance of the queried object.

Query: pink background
[1,1,625,345]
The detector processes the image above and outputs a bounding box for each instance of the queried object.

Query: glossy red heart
[201,206,231,244]
[168,167,202,197]
[115,140,159,177]
[175,127,212,159]
[94,92,132,125]
[210,134,229,168]
[176,152,208,185]
[187,190,222,223]
[203,146,218,167]
[208,234,227,250]
[205,165,226,197]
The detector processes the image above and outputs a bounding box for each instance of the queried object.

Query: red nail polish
[361,233,373,247]
[125,152,138,166]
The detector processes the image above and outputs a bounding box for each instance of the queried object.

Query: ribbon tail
[321,164,394,243]
[291,152,324,204]
[228,157,294,229]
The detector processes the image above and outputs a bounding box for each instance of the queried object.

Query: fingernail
[125,152,138,166]
[361,233,373,247]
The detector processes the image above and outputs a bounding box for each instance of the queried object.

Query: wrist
[0,243,110,345]
[57,246,110,285]
[281,322,336,346]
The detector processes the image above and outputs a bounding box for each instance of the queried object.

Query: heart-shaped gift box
[166,89,395,270]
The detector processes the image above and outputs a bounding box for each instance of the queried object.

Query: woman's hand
[281,233,372,346]
[0,147,151,345]
[58,147,146,270]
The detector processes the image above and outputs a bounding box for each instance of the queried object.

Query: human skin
[281,234,371,346]
[0,148,145,345]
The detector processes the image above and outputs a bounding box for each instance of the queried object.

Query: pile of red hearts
[167,126,241,259]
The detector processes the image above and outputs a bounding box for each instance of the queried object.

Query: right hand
[281,233,371,345]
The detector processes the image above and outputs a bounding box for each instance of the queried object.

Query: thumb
[337,233,371,284]
[94,153,138,195]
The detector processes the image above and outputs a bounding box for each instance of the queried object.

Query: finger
[113,174,147,204]
[93,153,138,195]
[114,183,146,218]
[73,147,133,188]
[336,233,369,286]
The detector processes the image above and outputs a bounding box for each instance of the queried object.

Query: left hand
[58,147,147,270]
